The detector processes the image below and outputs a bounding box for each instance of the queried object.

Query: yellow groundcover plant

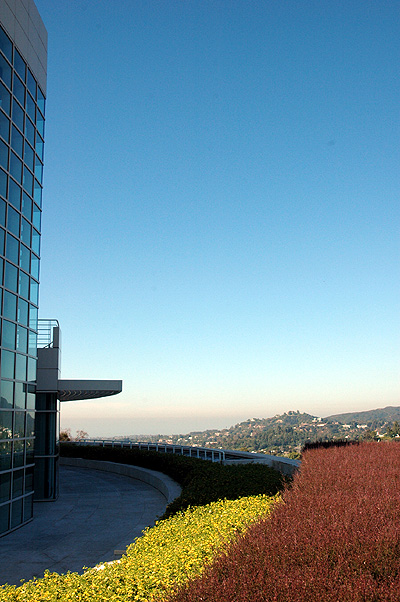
[0,494,278,602]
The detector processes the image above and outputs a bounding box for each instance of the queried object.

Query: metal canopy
[57,379,122,402]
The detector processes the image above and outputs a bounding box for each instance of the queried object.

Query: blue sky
[34,0,399,436]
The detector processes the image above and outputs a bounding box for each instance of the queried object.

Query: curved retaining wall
[60,457,182,504]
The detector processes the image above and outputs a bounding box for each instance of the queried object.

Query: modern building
[0,1,122,537]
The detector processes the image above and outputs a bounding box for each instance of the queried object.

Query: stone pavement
[0,465,169,586]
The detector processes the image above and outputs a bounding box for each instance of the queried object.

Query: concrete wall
[60,457,182,505]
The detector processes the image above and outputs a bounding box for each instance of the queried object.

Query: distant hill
[326,406,400,425]
[121,405,400,458]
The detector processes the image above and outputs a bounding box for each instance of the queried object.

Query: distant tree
[59,428,71,441]
[75,429,89,441]
[363,429,378,441]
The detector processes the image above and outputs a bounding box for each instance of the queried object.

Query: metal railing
[63,439,301,475]
[37,319,60,348]
[73,439,226,462]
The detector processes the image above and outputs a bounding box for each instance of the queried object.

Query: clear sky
[34,0,399,437]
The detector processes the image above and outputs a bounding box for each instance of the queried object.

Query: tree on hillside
[386,421,400,438]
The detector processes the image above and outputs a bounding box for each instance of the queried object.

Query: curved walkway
[0,465,172,586]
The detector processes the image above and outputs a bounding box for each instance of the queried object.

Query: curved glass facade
[0,19,45,535]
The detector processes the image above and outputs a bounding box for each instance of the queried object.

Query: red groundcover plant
[167,441,400,602]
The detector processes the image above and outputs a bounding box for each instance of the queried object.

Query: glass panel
[27,70,36,99]
[0,28,12,62]
[36,115,44,138]
[6,234,19,264]
[29,279,38,305]
[0,440,12,470]
[14,50,25,81]
[0,470,10,502]
[1,349,14,379]
[0,54,11,89]
[17,298,28,326]
[10,152,22,182]
[11,125,23,157]
[36,139,44,161]
[7,206,19,237]
[14,381,25,409]
[0,82,11,115]
[15,354,26,381]
[2,320,16,349]
[28,331,37,356]
[26,93,35,123]
[3,290,17,320]
[32,229,40,255]
[25,467,34,494]
[0,256,3,282]
[26,411,34,437]
[0,379,13,409]
[0,410,12,438]
[19,243,30,272]
[4,262,17,292]
[22,193,32,221]
[14,411,25,438]
[32,204,41,231]
[33,181,42,208]
[21,218,31,246]
[23,167,33,195]
[12,470,24,498]
[25,117,34,147]
[29,305,37,330]
[0,168,6,198]
[37,88,45,114]
[16,325,28,353]
[34,162,42,184]
[12,73,25,107]
[12,99,23,131]
[10,500,23,533]
[0,111,9,141]
[0,169,7,200]
[27,357,36,381]
[0,138,7,170]
[31,254,39,280]
[13,439,24,467]
[0,503,10,535]
[24,141,34,172]
[0,198,5,223]
[19,270,29,299]
[8,179,21,210]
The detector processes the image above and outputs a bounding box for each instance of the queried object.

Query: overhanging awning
[57,379,122,402]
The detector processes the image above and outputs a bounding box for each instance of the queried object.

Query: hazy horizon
[61,400,399,439]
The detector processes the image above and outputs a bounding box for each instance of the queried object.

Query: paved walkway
[0,465,169,586]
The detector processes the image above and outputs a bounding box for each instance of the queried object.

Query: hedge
[167,441,400,602]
